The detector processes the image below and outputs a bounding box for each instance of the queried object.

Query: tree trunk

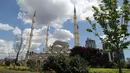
[118,60,122,73]
[119,67,122,73]
[15,52,19,64]
[24,51,29,66]
[117,51,122,73]
[13,52,19,69]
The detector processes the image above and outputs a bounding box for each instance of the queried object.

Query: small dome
[66,51,70,53]
[60,51,64,53]
[48,51,51,53]
[43,52,46,53]
[55,45,62,47]
[54,52,57,53]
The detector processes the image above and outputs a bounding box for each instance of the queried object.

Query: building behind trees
[85,38,96,48]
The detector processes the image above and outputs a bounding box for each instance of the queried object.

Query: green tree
[70,46,114,68]
[86,0,130,73]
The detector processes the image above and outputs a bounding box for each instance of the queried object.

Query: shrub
[15,62,20,66]
[43,55,69,73]
[103,61,115,68]
[126,64,130,69]
[26,59,37,71]
[27,59,36,68]
[43,55,89,73]
[69,55,89,73]
[5,60,10,66]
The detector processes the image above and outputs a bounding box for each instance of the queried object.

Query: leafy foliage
[69,55,88,73]
[86,0,130,51]
[86,0,130,73]
[26,59,37,71]
[70,46,104,67]
[86,29,92,32]
[70,46,123,68]
[43,55,89,73]
[43,55,68,73]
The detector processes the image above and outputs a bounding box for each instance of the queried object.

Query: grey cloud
[53,29,74,41]
[17,0,73,26]
[17,0,102,27]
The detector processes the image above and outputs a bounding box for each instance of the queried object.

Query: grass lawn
[0,69,38,73]
[0,66,35,73]
[89,68,130,73]
[0,66,130,73]
[0,69,130,73]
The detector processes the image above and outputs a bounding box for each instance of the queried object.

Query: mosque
[27,6,79,60]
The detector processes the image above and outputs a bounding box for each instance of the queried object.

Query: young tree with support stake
[86,0,130,73]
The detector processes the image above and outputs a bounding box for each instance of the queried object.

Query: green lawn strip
[1,66,130,73]
[0,66,29,71]
[0,69,38,73]
[7,66,28,69]
[0,66,5,70]
[89,68,130,73]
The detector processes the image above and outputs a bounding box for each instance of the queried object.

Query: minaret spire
[74,5,76,13]
[25,11,36,63]
[73,5,80,46]
[45,25,49,52]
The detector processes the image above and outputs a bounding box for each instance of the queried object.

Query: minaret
[73,6,80,46]
[25,11,36,63]
[44,25,49,52]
